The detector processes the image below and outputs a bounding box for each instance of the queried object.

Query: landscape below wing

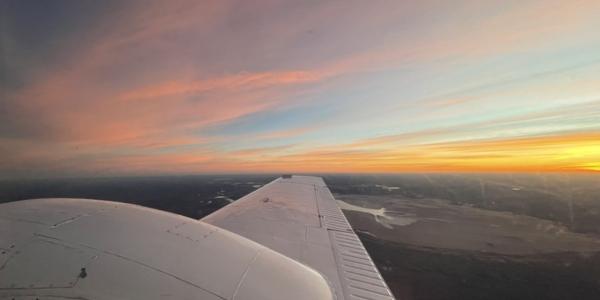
[203,175,395,300]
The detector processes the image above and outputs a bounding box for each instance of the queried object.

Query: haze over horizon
[2,0,600,178]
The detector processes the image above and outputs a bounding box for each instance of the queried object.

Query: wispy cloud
[2,0,600,177]
[119,71,326,102]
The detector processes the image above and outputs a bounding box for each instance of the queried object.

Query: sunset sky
[1,0,600,178]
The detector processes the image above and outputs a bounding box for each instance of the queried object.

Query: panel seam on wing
[29,233,228,299]
[231,250,262,300]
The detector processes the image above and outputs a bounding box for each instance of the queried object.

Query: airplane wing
[0,175,394,300]
[203,175,394,300]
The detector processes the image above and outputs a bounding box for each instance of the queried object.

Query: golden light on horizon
[233,132,600,174]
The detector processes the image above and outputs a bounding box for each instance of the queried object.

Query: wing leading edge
[203,175,395,300]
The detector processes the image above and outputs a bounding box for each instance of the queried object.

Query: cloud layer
[1,0,600,177]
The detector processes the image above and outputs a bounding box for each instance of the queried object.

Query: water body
[214,195,234,203]
[337,200,417,228]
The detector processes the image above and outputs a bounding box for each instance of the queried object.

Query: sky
[1,0,600,178]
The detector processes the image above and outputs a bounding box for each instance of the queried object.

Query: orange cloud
[253,126,316,140]
[5,126,598,178]
[228,145,294,158]
[224,132,600,174]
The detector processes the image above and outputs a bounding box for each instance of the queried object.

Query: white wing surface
[0,198,332,299]
[203,175,395,300]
